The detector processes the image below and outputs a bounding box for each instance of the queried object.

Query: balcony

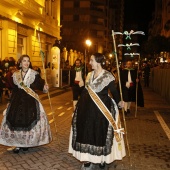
[0,0,45,21]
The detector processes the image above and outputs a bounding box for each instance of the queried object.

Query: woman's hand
[43,84,49,92]
[118,101,124,108]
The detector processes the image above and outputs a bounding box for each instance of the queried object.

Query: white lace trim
[13,69,38,88]
[85,70,115,92]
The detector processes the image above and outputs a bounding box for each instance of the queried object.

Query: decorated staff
[118,43,140,50]
[114,30,145,40]
[112,30,131,159]
[118,30,145,118]
[124,53,140,58]
[37,33,59,139]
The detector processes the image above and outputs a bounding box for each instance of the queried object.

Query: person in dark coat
[8,57,16,67]
[1,57,10,73]
[70,59,86,110]
[0,70,6,101]
[4,66,17,99]
[142,62,150,87]
[120,60,144,115]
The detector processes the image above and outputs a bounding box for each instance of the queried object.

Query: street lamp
[85,39,92,61]
[109,53,113,67]
[109,54,112,58]
[85,39,92,49]
[85,39,92,73]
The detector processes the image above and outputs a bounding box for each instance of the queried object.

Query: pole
[112,30,131,159]
[135,54,140,118]
[37,33,59,141]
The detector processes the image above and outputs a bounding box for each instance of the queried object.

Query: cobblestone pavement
[0,87,170,170]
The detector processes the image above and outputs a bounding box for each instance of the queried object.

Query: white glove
[43,84,49,93]
[126,82,130,88]
[118,101,124,108]
[79,80,84,87]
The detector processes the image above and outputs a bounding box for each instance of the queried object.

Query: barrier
[150,68,170,104]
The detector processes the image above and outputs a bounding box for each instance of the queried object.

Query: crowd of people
[0,57,17,101]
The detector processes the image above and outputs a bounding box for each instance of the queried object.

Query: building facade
[149,0,170,38]
[148,0,170,62]
[60,0,124,60]
[0,0,61,69]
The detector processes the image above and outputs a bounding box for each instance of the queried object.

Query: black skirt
[71,88,116,156]
[6,88,40,131]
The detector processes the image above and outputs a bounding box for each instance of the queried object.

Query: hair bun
[101,57,106,66]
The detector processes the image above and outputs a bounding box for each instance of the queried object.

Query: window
[73,15,79,21]
[45,0,49,15]
[80,1,90,8]
[63,1,74,8]
[63,15,73,21]
[80,15,90,22]
[17,35,26,59]
[74,1,79,7]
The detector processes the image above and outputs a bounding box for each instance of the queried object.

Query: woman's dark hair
[18,54,32,68]
[92,53,106,66]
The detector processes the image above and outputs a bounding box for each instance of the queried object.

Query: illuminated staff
[118,43,140,50]
[114,30,145,40]
[112,30,131,160]
[37,33,59,141]
[124,53,140,118]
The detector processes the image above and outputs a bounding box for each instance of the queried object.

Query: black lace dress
[0,69,52,147]
[69,69,126,163]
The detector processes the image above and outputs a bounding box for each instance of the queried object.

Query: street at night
[0,0,170,170]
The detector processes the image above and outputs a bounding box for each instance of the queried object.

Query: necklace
[22,69,28,73]
[21,69,28,80]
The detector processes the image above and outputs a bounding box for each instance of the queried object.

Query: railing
[150,68,170,104]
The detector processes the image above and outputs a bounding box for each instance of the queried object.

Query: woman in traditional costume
[0,54,52,153]
[69,53,126,169]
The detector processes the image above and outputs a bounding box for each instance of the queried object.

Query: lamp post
[86,39,92,49]
[85,39,92,73]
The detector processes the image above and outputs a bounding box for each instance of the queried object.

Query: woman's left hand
[44,84,49,91]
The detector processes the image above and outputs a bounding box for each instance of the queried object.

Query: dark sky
[124,0,155,37]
